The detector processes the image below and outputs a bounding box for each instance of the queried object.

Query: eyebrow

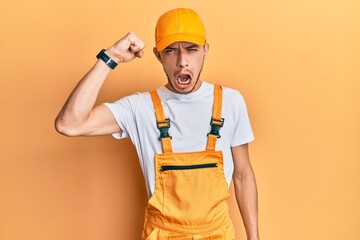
[185,44,200,49]
[164,44,200,50]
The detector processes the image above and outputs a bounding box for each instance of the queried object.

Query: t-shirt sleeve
[230,92,255,147]
[103,93,140,139]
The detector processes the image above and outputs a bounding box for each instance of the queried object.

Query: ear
[153,47,162,63]
[203,43,210,58]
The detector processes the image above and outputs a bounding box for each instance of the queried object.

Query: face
[154,42,209,94]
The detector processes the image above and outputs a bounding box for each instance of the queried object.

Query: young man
[55,8,259,240]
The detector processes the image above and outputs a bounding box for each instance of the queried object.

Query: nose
[177,50,189,68]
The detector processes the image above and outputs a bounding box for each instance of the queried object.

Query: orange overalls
[142,85,235,239]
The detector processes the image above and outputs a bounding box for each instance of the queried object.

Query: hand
[106,32,145,63]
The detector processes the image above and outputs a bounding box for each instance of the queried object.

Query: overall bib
[142,85,235,240]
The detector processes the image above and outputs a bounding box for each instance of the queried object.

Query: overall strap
[206,85,224,151]
[149,90,173,153]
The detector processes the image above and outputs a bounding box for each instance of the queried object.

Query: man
[55,8,259,240]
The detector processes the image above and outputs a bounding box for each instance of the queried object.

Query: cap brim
[156,34,206,52]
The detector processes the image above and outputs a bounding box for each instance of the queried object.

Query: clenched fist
[105,32,145,63]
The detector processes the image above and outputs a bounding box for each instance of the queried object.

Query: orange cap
[155,8,206,52]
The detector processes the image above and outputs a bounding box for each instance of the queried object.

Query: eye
[164,48,175,54]
[187,47,199,53]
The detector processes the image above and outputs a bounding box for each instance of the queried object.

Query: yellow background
[1,0,359,239]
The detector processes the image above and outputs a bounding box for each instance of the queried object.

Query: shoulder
[106,91,152,113]
[113,91,150,103]
[222,85,246,104]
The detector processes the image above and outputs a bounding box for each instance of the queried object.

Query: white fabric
[104,82,254,199]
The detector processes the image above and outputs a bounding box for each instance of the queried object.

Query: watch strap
[96,49,118,69]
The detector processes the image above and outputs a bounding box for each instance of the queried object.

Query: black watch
[96,49,118,69]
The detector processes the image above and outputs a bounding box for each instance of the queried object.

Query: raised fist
[106,32,145,63]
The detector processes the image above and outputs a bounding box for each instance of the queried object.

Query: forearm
[55,33,145,136]
[56,58,112,131]
[233,171,259,240]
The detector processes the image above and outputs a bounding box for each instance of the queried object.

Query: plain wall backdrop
[0,0,359,239]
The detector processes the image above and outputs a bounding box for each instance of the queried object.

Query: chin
[173,83,196,94]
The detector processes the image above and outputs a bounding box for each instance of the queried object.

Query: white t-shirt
[104,82,254,199]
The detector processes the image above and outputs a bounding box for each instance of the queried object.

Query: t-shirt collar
[159,81,212,100]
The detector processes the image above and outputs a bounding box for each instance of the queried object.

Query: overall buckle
[208,118,225,138]
[157,119,172,140]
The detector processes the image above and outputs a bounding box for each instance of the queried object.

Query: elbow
[233,172,244,186]
[233,170,256,184]
[54,117,79,137]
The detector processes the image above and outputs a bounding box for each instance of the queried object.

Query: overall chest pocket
[159,158,228,225]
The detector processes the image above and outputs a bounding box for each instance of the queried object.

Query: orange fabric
[160,137,172,154]
[150,91,167,123]
[143,86,235,239]
[155,8,206,52]
[205,134,218,151]
[212,85,223,123]
[150,90,173,153]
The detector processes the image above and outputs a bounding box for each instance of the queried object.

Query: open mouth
[176,74,191,86]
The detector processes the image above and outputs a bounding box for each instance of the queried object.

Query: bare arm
[55,32,145,136]
[232,144,260,240]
